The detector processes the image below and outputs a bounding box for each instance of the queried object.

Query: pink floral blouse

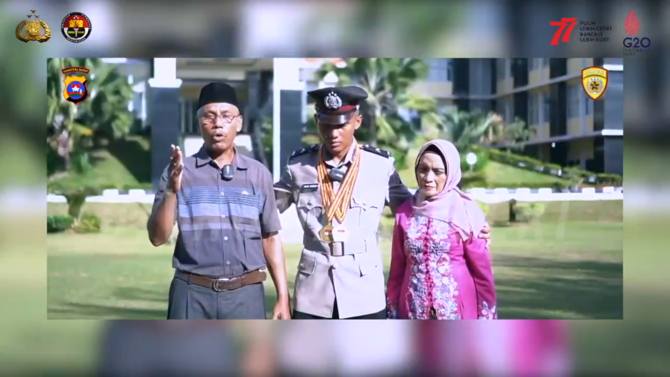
[386,200,497,320]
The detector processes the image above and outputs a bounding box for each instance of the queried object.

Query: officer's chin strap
[221,165,234,181]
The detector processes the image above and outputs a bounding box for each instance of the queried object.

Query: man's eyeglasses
[201,114,241,124]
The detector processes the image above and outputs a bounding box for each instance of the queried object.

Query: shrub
[122,183,154,191]
[391,148,409,171]
[511,202,546,223]
[482,147,623,186]
[460,171,488,190]
[48,181,103,220]
[595,173,623,186]
[460,148,489,173]
[71,151,93,174]
[74,213,102,233]
[47,215,75,233]
[476,200,489,217]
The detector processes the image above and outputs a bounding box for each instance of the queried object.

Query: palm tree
[47,58,134,174]
[480,114,535,151]
[317,58,435,147]
[75,63,135,142]
[439,109,502,149]
[47,58,97,170]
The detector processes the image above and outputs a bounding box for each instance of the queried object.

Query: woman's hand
[478,222,492,247]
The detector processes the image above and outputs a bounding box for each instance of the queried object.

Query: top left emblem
[16,10,51,43]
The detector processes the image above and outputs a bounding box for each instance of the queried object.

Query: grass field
[49,136,152,188]
[47,201,623,320]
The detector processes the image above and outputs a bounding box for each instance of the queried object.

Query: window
[497,59,505,79]
[427,59,449,82]
[505,99,514,122]
[179,98,200,135]
[440,103,456,114]
[497,97,513,122]
[542,92,551,123]
[507,59,513,77]
[584,92,593,115]
[528,93,539,125]
[567,84,580,118]
[529,58,540,71]
[542,58,550,67]
[496,98,506,120]
[447,59,453,81]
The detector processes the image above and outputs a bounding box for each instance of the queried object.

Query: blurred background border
[1,0,669,375]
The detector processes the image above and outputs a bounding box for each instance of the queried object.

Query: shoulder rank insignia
[360,144,391,158]
[289,144,319,159]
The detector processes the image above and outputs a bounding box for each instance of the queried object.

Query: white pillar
[148,58,182,88]
[272,58,306,182]
[148,58,183,190]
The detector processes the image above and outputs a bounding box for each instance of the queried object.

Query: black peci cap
[307,86,368,125]
[197,82,242,112]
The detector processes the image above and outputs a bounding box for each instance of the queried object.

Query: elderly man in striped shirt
[147,82,291,320]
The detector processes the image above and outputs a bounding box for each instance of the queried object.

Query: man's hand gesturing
[168,144,183,193]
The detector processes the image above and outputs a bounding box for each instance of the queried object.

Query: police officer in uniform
[274,86,491,319]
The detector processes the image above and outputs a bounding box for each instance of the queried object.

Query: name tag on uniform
[331,225,349,243]
[300,183,319,193]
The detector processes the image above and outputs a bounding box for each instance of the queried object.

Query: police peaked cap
[307,86,368,125]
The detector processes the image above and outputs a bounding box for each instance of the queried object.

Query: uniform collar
[324,139,358,168]
[195,146,248,170]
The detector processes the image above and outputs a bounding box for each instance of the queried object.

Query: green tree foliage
[47,58,135,176]
[317,58,439,149]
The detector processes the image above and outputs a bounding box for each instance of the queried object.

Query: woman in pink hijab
[386,139,497,320]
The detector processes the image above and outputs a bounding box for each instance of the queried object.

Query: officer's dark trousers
[167,277,266,319]
[293,299,386,319]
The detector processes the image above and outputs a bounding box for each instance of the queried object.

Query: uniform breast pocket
[350,195,381,228]
[296,193,325,232]
[239,229,263,267]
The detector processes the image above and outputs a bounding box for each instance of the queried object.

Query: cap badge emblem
[324,91,342,110]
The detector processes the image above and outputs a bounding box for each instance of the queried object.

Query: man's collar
[195,145,248,170]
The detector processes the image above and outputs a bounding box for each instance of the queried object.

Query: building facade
[139,58,622,189]
[411,58,623,175]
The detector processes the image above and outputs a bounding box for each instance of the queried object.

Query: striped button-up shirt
[152,147,281,278]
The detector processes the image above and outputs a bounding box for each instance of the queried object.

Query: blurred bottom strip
[95,321,571,377]
[416,321,571,377]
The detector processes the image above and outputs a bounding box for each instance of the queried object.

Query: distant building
[411,58,623,175]
[123,58,623,190]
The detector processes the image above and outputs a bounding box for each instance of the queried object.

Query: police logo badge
[16,10,51,43]
[61,12,92,43]
[581,66,609,100]
[324,92,342,109]
[62,67,91,105]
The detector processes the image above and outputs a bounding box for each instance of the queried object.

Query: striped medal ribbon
[316,145,361,242]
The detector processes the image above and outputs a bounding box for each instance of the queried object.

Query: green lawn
[483,160,566,186]
[47,201,623,320]
[398,160,563,189]
[49,136,152,188]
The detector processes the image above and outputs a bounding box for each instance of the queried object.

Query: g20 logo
[623,37,651,48]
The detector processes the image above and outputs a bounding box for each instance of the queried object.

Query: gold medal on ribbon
[319,223,335,242]
[316,145,362,242]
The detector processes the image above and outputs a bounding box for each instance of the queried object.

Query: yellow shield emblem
[62,75,89,105]
[581,67,609,101]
